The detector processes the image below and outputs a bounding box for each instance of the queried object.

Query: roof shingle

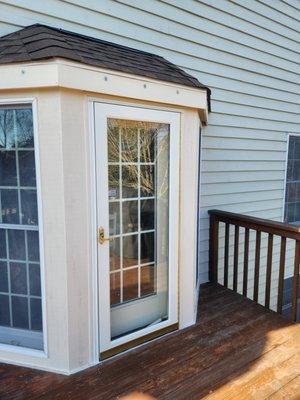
[0,24,210,107]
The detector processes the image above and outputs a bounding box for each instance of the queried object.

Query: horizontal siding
[0,0,299,309]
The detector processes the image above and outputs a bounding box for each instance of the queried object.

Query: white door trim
[93,102,180,354]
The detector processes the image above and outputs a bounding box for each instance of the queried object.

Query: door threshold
[100,323,178,360]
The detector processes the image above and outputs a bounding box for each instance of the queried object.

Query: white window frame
[0,98,47,358]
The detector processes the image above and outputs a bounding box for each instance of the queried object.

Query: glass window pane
[29,264,41,296]
[109,238,120,271]
[108,165,119,200]
[140,129,155,163]
[141,199,155,231]
[286,203,295,223]
[293,160,300,181]
[285,137,300,223]
[0,294,10,326]
[140,165,155,197]
[0,229,6,259]
[109,202,120,236]
[141,232,155,264]
[123,268,138,302]
[123,234,138,268]
[15,109,34,148]
[141,265,155,297]
[107,124,119,162]
[0,109,15,149]
[8,230,26,260]
[110,272,121,306]
[18,151,36,187]
[30,298,42,331]
[122,200,138,233]
[1,189,19,224]
[0,261,8,292]
[21,189,38,225]
[122,165,138,198]
[10,262,27,295]
[121,127,138,162]
[11,296,29,329]
[27,230,40,262]
[0,151,17,186]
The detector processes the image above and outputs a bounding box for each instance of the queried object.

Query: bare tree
[108,119,169,199]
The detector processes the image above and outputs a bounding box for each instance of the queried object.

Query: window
[0,105,43,350]
[285,135,300,224]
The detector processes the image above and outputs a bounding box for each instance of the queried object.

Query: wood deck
[1,284,300,400]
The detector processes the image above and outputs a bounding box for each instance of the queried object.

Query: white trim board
[0,59,208,122]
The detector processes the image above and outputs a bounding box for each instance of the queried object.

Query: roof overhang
[0,58,209,123]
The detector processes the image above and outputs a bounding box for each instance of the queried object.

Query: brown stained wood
[233,225,239,291]
[224,222,229,288]
[265,233,274,309]
[277,237,287,314]
[208,209,300,240]
[291,241,300,322]
[268,375,300,400]
[243,228,249,297]
[209,215,219,283]
[0,284,299,400]
[253,230,261,302]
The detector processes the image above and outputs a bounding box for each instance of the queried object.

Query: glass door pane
[107,119,170,339]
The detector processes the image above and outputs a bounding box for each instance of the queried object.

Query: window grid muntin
[108,121,158,307]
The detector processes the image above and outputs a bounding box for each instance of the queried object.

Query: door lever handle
[98,227,113,245]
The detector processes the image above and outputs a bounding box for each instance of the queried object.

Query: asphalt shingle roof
[0,24,210,107]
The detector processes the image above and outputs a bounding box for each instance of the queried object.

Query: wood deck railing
[208,209,300,322]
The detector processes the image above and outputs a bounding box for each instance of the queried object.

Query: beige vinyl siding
[0,0,299,309]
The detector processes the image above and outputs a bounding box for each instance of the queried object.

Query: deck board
[0,284,299,400]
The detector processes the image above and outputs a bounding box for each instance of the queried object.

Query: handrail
[208,209,300,239]
[208,209,300,322]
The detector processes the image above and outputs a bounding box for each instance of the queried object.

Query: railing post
[253,231,261,302]
[209,213,219,284]
[243,228,249,297]
[291,240,300,322]
[277,237,286,314]
[233,225,239,292]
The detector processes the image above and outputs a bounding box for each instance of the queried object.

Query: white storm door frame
[94,102,180,353]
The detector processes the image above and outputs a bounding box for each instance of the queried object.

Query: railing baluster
[209,215,219,284]
[224,223,229,288]
[253,231,261,302]
[233,225,239,292]
[265,233,273,309]
[277,237,286,314]
[243,228,249,297]
[291,240,300,322]
[208,210,300,322]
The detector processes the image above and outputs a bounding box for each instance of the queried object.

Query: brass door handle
[98,227,113,245]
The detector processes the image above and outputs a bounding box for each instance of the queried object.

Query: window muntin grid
[0,106,43,350]
[108,119,169,307]
[285,136,300,224]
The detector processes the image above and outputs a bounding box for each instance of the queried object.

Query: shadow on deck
[1,284,300,399]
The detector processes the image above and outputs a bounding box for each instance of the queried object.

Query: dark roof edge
[1,23,211,111]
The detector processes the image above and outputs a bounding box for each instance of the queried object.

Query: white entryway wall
[0,84,202,373]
